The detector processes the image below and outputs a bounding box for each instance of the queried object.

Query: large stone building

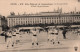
[7,9,80,27]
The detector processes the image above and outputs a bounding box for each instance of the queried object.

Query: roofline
[7,14,80,18]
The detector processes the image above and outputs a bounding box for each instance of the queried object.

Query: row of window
[8,18,80,23]
[8,17,80,21]
[8,16,80,27]
[8,19,80,27]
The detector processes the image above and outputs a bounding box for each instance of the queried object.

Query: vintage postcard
[0,0,80,52]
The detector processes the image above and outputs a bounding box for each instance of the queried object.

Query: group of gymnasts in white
[5,27,60,48]
[31,26,60,47]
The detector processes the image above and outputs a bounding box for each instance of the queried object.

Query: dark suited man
[62,28,67,39]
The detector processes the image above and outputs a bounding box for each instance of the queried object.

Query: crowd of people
[0,26,80,48]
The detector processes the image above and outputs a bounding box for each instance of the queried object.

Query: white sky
[0,0,80,16]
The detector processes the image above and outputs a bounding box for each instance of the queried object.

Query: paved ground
[0,30,80,52]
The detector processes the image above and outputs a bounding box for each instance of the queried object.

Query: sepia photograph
[0,0,80,52]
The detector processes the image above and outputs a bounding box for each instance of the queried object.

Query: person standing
[15,28,20,43]
[3,31,7,42]
[53,27,60,44]
[12,30,17,46]
[48,28,53,42]
[62,28,67,39]
[6,31,13,48]
[31,27,38,46]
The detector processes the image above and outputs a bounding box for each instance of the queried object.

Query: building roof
[7,12,80,18]
[7,12,60,18]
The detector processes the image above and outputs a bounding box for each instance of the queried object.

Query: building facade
[7,11,80,27]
